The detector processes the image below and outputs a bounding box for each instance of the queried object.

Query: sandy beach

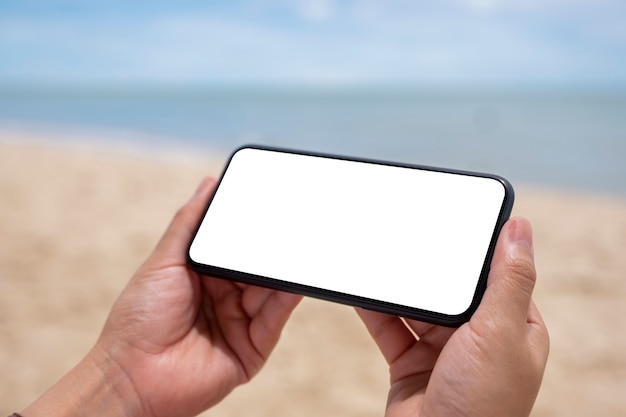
[1,129,625,416]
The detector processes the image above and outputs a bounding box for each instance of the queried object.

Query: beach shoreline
[1,129,625,416]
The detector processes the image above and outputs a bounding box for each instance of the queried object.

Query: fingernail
[508,217,534,255]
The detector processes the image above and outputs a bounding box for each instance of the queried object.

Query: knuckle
[504,254,537,293]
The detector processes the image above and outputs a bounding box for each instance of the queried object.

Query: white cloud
[1,1,625,85]
[457,0,622,12]
[297,0,337,21]
[247,0,338,21]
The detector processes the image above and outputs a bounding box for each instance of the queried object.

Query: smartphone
[187,145,514,326]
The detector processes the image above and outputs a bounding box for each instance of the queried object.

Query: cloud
[296,0,337,21]
[0,1,625,86]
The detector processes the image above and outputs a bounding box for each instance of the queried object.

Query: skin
[357,217,550,417]
[22,178,549,417]
[22,177,303,417]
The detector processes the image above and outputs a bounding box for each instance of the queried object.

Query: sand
[1,129,625,416]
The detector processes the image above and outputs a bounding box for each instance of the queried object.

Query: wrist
[21,344,145,417]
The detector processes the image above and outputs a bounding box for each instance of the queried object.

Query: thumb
[149,177,217,267]
[475,217,537,327]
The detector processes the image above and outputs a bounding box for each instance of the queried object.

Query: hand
[357,217,550,417]
[22,177,302,417]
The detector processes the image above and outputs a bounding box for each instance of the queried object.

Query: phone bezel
[187,145,514,327]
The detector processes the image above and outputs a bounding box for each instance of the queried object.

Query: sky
[1,0,626,87]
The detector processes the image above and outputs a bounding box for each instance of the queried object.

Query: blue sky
[1,0,625,87]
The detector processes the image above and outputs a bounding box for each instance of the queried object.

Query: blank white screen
[189,147,507,316]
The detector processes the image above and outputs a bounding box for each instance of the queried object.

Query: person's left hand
[98,176,303,417]
[23,177,302,417]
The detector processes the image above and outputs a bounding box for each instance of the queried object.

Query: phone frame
[187,145,514,327]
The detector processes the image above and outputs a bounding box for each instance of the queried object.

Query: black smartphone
[187,145,514,326]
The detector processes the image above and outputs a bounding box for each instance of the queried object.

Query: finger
[248,290,302,358]
[527,299,544,327]
[356,308,417,366]
[241,285,275,317]
[475,217,537,327]
[527,299,550,359]
[151,177,217,266]
[403,319,455,348]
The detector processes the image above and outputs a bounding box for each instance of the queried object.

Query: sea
[1,85,625,197]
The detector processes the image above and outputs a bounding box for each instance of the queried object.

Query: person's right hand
[358,217,549,417]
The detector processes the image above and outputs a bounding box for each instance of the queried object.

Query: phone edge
[186,144,516,328]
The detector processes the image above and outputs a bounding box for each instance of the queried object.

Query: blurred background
[1,0,625,194]
[1,1,626,416]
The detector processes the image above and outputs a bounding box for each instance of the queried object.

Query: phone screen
[188,146,513,325]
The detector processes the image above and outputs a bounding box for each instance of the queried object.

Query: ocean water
[1,87,625,196]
